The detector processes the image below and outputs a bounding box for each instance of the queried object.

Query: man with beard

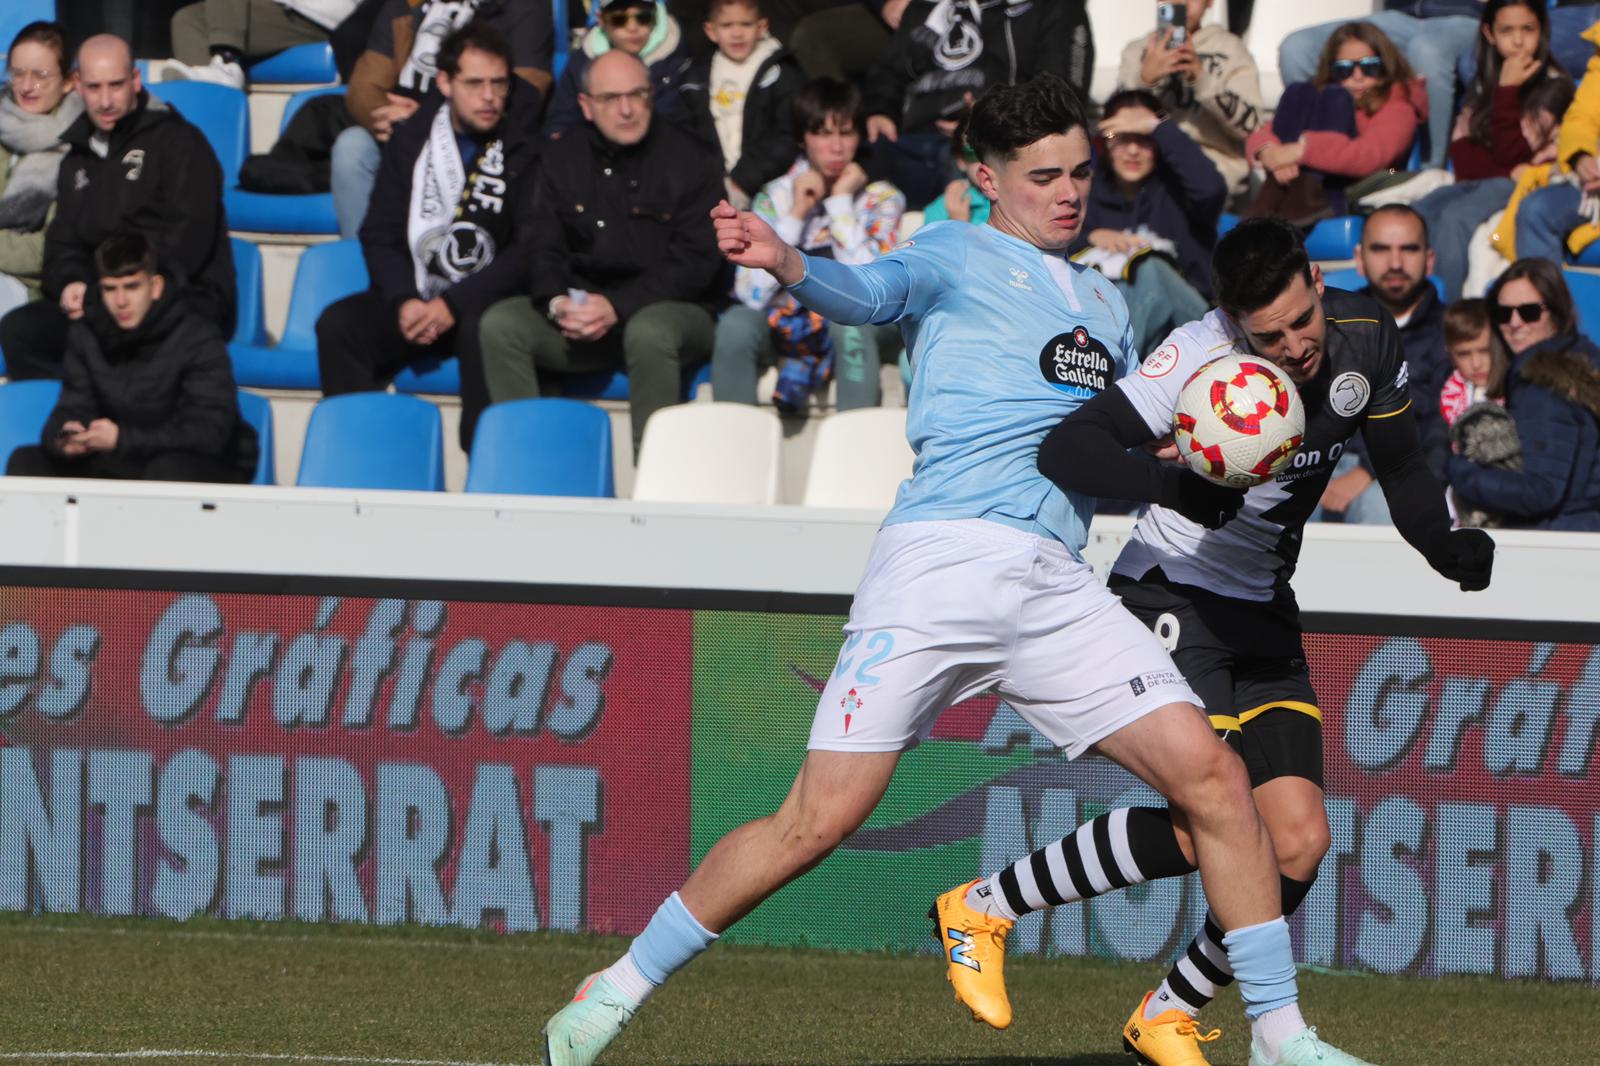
[1320,204,1451,520]
[6,232,256,483]
[315,22,537,450]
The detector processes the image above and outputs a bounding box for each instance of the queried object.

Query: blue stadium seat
[0,379,61,470]
[1218,212,1240,238]
[394,356,461,395]
[1304,216,1364,261]
[465,398,614,496]
[225,86,342,234]
[0,2,56,62]
[236,389,275,485]
[1563,269,1600,340]
[229,238,367,389]
[147,80,248,185]
[248,42,338,85]
[296,392,444,490]
[1319,267,1447,302]
[231,237,267,346]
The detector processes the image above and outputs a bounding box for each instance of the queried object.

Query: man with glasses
[542,0,692,137]
[0,33,235,382]
[313,22,537,451]
[477,50,723,458]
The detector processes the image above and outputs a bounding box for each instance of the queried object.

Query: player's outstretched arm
[1364,405,1495,592]
[1039,389,1245,530]
[712,200,806,283]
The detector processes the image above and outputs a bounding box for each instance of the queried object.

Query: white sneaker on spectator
[163,55,246,90]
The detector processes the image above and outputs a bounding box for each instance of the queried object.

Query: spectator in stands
[1319,205,1450,521]
[166,0,361,89]
[543,0,693,138]
[787,0,906,83]
[6,233,257,484]
[0,22,81,320]
[1480,76,1577,284]
[1244,22,1427,226]
[0,34,235,382]
[681,0,804,209]
[315,24,535,451]
[478,51,723,457]
[1447,257,1600,529]
[1278,1,1482,169]
[712,77,903,412]
[333,0,553,237]
[920,136,988,225]
[1512,19,1600,267]
[1070,88,1223,355]
[1439,296,1504,424]
[1415,0,1568,301]
[1116,0,1263,206]
[861,0,1094,206]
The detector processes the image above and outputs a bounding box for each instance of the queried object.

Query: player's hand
[1142,433,1180,462]
[867,114,898,143]
[1160,469,1246,530]
[712,200,804,283]
[1427,527,1495,591]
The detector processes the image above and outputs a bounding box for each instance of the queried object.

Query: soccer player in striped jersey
[933,217,1495,1066]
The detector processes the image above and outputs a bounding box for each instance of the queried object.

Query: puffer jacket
[1446,332,1600,531]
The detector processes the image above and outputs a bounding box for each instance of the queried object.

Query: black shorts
[1109,568,1324,789]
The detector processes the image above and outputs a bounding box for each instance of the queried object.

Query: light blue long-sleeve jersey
[790,220,1137,557]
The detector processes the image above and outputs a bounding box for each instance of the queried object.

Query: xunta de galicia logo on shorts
[1039,326,1112,398]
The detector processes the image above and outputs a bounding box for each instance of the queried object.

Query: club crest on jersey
[1329,371,1370,417]
[1140,343,1181,379]
[1039,328,1111,398]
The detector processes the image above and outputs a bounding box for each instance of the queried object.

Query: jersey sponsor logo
[1039,328,1112,397]
[1129,669,1184,697]
[1140,344,1181,379]
[1007,266,1033,291]
[1329,372,1370,417]
[1274,440,1345,481]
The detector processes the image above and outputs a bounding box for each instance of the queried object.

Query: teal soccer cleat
[541,972,639,1066]
[1251,1027,1378,1066]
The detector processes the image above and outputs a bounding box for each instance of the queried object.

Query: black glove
[1427,527,1496,591]
[1158,468,1247,530]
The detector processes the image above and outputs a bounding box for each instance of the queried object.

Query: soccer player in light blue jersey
[541,74,1375,1066]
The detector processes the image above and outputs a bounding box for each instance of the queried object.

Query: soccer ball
[1173,355,1305,488]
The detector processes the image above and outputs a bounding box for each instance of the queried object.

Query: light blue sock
[1221,917,1299,1018]
[627,891,718,986]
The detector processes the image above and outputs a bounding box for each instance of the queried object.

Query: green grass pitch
[2,912,1594,1065]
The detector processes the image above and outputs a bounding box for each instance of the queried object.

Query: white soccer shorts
[809,519,1201,759]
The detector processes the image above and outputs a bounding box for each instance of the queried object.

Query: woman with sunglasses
[0,21,80,319]
[1243,22,1426,226]
[542,0,691,138]
[1447,257,1600,530]
[1416,0,1570,302]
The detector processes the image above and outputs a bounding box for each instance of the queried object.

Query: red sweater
[1450,83,1535,181]
[1248,79,1428,179]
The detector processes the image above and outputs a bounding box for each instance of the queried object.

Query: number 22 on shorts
[834,629,896,685]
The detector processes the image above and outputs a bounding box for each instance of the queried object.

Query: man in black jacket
[315,22,537,450]
[861,0,1094,205]
[0,34,235,382]
[479,49,725,456]
[7,232,257,483]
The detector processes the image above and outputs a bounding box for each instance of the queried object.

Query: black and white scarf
[407,103,510,298]
[0,89,83,231]
[397,0,482,94]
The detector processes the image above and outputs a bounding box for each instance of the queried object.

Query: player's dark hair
[966,72,1088,165]
[791,77,863,138]
[8,20,70,75]
[1212,218,1313,316]
[94,231,157,279]
[1362,203,1430,249]
[1485,257,1578,366]
[436,21,512,78]
[1443,297,1490,348]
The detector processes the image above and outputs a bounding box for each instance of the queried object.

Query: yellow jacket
[1492,22,1600,260]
